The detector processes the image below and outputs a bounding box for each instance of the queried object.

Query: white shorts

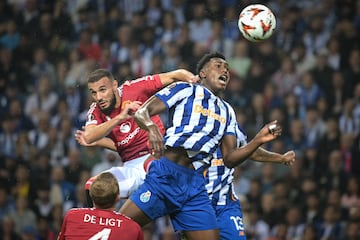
[104,154,150,198]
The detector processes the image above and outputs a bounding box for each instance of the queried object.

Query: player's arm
[222,121,282,168]
[250,148,296,165]
[158,69,199,86]
[134,95,167,158]
[83,101,141,144]
[75,130,117,151]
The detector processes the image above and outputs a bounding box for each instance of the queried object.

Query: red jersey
[57,208,143,240]
[86,75,165,162]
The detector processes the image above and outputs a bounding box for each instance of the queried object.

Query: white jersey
[155,82,237,163]
[204,125,247,206]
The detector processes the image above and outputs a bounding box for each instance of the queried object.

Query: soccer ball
[238,4,276,42]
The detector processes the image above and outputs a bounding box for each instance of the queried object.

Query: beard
[99,94,116,116]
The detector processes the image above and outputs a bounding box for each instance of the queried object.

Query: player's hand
[176,69,200,83]
[281,150,296,166]
[254,120,282,144]
[75,129,97,146]
[119,101,142,119]
[147,124,165,159]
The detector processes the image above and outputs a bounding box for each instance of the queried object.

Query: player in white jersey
[119,52,283,240]
[204,124,295,239]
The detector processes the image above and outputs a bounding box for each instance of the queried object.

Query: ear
[112,79,118,89]
[199,70,206,79]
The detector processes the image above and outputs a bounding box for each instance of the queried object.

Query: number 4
[89,228,112,240]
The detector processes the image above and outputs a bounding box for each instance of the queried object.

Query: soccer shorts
[105,154,151,198]
[130,157,218,231]
[215,199,246,240]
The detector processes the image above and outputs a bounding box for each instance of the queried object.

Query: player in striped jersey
[119,52,282,240]
[75,68,198,206]
[204,124,295,240]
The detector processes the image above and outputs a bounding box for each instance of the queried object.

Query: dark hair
[196,52,226,74]
[87,69,115,83]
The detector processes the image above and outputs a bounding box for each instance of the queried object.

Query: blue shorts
[215,199,246,240]
[130,157,218,231]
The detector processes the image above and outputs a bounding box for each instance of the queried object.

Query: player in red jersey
[75,68,198,205]
[57,172,143,240]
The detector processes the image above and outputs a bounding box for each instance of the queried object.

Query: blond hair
[90,172,119,209]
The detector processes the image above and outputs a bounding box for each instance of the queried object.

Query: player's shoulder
[64,207,89,217]
[87,102,100,114]
[122,74,159,86]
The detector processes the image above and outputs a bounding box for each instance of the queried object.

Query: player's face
[201,58,230,95]
[88,77,117,115]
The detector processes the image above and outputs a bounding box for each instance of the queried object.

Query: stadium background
[0,0,359,239]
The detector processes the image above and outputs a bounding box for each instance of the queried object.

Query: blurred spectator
[8,98,34,132]
[77,28,101,62]
[0,185,15,222]
[295,72,323,119]
[326,71,347,117]
[303,16,331,55]
[110,24,132,64]
[315,205,345,240]
[300,224,317,240]
[31,183,52,219]
[49,166,76,212]
[343,221,360,240]
[27,111,51,150]
[24,75,59,125]
[284,206,305,239]
[339,133,356,175]
[245,205,270,240]
[290,42,316,76]
[341,175,360,209]
[228,40,251,79]
[0,19,20,51]
[320,150,347,191]
[339,98,360,137]
[271,55,301,99]
[188,2,212,45]
[0,115,18,157]
[63,148,88,185]
[91,149,122,176]
[303,106,326,147]
[303,192,322,225]
[30,47,57,88]
[0,214,21,240]
[324,37,341,71]
[10,196,37,235]
[159,11,180,45]
[14,131,37,162]
[310,50,334,97]
[317,117,341,169]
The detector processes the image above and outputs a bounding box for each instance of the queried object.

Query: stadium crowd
[0,0,359,239]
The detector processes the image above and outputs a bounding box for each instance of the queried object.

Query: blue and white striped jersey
[155,82,237,163]
[204,124,248,206]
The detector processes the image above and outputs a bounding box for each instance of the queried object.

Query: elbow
[223,156,237,169]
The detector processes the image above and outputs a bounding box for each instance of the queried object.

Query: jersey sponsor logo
[119,122,131,133]
[140,190,151,203]
[117,127,140,145]
[194,105,226,124]
[211,158,224,166]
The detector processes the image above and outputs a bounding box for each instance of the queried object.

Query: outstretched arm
[158,69,199,86]
[75,129,117,151]
[222,121,282,168]
[250,148,296,166]
[134,96,167,158]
